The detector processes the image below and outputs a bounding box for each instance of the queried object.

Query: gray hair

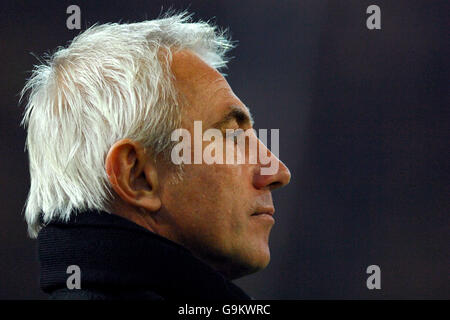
[20,12,234,238]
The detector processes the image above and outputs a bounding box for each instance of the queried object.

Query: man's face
[156,50,291,279]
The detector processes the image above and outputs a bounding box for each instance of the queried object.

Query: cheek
[159,162,256,233]
[161,165,228,220]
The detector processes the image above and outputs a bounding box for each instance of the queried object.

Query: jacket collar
[38,210,251,300]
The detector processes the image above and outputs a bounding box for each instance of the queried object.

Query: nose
[252,144,291,191]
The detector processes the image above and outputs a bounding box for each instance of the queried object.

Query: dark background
[0,0,448,299]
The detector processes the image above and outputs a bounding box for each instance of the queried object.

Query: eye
[226,129,243,144]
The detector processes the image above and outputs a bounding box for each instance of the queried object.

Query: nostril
[268,181,282,190]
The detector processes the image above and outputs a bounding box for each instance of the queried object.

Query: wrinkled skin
[106,50,291,279]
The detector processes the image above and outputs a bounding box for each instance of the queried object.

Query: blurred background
[0,0,448,299]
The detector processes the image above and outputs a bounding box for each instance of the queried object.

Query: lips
[251,209,275,217]
[252,193,274,217]
[251,210,275,224]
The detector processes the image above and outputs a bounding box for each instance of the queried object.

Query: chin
[195,237,272,280]
[226,246,271,280]
[252,248,271,271]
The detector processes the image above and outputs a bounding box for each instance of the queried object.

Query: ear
[105,139,161,212]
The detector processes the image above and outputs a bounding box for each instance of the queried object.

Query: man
[21,13,290,300]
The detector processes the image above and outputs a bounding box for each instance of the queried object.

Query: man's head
[22,13,290,279]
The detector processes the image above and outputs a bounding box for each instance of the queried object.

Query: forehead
[170,50,249,126]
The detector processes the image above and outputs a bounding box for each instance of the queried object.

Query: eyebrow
[211,105,254,129]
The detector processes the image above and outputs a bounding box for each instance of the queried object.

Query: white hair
[20,12,234,238]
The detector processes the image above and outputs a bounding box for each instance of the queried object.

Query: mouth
[251,208,275,222]
[251,211,274,217]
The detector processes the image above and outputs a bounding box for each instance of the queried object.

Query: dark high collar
[37,210,251,300]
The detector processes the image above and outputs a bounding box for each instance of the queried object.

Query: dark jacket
[38,210,251,300]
